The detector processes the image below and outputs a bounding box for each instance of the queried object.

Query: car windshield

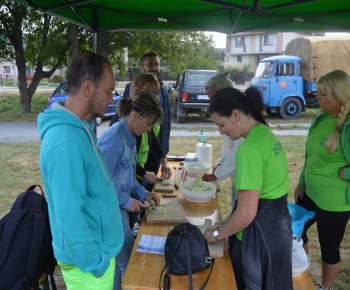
[53,83,67,94]
[187,73,215,87]
[254,61,274,79]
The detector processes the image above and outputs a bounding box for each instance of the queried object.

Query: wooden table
[122,162,315,289]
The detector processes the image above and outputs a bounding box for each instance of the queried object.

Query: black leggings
[297,193,350,264]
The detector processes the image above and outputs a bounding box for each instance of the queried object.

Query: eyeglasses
[141,86,159,95]
[144,62,160,68]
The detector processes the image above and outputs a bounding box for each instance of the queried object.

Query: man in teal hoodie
[38,53,124,289]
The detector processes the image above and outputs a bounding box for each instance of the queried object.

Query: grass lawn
[0,92,348,289]
[0,132,349,289]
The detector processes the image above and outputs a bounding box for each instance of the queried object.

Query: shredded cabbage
[186,177,211,192]
[160,199,170,206]
[147,199,171,214]
[148,206,166,214]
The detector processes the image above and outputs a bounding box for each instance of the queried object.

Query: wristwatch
[213,230,220,241]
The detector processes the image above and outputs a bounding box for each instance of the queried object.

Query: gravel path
[171,122,311,128]
[170,129,308,136]
[0,120,311,142]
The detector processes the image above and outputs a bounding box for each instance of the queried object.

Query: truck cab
[251,55,312,119]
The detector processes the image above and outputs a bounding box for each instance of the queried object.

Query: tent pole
[93,32,97,53]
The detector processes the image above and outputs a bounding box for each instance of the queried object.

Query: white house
[224,32,325,71]
[0,59,16,83]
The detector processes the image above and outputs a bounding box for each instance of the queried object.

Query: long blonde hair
[315,70,350,153]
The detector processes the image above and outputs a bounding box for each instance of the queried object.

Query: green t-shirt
[153,123,161,141]
[136,123,161,180]
[305,114,350,211]
[234,124,290,240]
[136,132,149,180]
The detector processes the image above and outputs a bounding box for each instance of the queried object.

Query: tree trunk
[69,23,79,60]
[13,32,31,113]
[99,31,109,58]
[17,66,31,113]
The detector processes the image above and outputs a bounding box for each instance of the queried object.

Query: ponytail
[209,87,267,126]
[117,98,133,118]
[117,91,164,125]
[244,87,268,126]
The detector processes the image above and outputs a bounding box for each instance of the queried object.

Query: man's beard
[88,90,104,118]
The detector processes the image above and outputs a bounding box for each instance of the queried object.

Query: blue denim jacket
[124,77,171,153]
[98,118,148,216]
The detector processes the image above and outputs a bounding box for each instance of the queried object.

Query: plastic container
[185,153,197,163]
[184,161,211,177]
[287,203,316,237]
[180,180,216,203]
[197,129,207,144]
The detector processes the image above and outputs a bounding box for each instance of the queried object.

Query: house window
[237,56,242,63]
[235,37,245,47]
[263,35,272,45]
[260,35,273,50]
[3,66,10,73]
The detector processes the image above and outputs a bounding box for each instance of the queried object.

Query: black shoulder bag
[159,222,215,290]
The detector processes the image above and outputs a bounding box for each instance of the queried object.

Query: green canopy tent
[12,0,350,34]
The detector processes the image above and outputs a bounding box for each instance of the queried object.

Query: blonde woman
[294,70,350,290]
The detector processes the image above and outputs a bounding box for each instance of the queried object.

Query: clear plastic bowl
[184,161,211,177]
[180,180,216,203]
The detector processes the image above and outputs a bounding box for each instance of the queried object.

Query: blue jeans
[114,213,135,290]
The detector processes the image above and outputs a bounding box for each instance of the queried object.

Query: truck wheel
[279,97,302,120]
[177,104,186,123]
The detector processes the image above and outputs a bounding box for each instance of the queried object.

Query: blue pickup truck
[250,55,318,120]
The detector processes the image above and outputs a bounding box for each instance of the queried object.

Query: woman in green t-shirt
[203,87,292,289]
[295,70,350,290]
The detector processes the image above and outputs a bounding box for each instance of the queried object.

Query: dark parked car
[169,70,216,123]
[46,82,122,125]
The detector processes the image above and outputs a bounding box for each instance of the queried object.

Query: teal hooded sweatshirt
[38,102,124,277]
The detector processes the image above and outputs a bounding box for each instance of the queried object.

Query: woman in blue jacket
[98,91,163,289]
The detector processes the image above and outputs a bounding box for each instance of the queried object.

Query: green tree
[125,31,221,76]
[0,1,70,113]
[98,31,131,76]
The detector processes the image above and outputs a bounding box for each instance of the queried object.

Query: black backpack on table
[0,185,57,290]
[159,222,215,290]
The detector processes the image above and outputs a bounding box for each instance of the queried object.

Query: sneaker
[131,222,140,237]
[315,282,332,290]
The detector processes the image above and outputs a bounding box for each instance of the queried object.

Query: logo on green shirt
[273,142,283,156]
